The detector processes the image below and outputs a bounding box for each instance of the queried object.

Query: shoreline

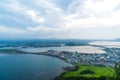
[28,52,76,65]
[0,47,118,68]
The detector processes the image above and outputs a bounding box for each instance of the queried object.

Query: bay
[0,54,72,80]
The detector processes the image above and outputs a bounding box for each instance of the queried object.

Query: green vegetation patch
[64,64,115,78]
[55,64,115,80]
[80,70,95,75]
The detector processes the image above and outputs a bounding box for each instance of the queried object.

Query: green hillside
[55,64,116,80]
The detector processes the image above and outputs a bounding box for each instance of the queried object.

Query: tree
[115,61,120,80]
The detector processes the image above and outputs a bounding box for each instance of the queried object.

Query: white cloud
[26,10,45,23]
[85,0,120,12]
[35,0,62,12]
[1,0,45,23]
[64,0,120,29]
[27,26,63,31]
[0,26,26,34]
[1,0,120,39]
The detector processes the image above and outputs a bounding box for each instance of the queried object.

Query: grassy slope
[64,65,115,78]
[55,64,115,80]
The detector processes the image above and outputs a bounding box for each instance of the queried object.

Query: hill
[114,38,120,41]
[55,64,116,80]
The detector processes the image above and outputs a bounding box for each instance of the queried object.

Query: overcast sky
[0,0,120,39]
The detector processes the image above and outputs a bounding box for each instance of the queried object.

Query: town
[33,47,120,67]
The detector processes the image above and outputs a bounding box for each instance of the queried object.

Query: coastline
[28,52,76,65]
[0,47,118,67]
[0,48,119,80]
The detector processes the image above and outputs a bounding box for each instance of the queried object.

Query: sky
[0,0,120,39]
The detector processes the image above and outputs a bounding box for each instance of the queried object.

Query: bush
[80,70,95,74]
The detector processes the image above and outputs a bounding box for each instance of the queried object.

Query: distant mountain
[114,38,120,41]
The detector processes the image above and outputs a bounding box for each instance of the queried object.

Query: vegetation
[0,39,90,48]
[55,64,116,80]
[65,42,88,46]
[115,62,120,80]
[79,70,95,74]
[0,49,24,54]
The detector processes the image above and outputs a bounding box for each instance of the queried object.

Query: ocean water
[0,54,72,80]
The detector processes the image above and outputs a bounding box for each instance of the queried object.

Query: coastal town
[0,44,120,67]
[32,47,120,67]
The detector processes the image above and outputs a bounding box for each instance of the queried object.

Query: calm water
[0,54,72,80]
[89,41,120,48]
[21,46,105,54]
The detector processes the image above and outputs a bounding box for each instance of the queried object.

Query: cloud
[0,0,120,39]
[0,0,45,28]
[26,10,45,23]
[0,26,26,33]
[64,0,120,29]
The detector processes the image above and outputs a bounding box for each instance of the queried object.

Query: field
[55,64,116,80]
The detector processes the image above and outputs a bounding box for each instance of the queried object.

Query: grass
[55,64,116,80]
[64,64,115,78]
